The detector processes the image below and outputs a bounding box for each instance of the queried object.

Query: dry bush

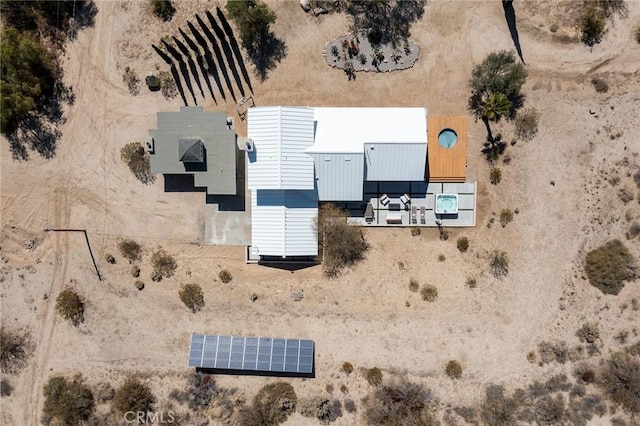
[591,77,609,93]
[186,372,216,412]
[122,66,140,95]
[364,379,435,425]
[538,341,569,365]
[134,281,145,291]
[344,398,356,413]
[489,251,509,278]
[408,278,419,292]
[0,328,30,373]
[534,394,567,425]
[113,377,156,415]
[95,382,115,402]
[420,284,438,302]
[341,361,353,375]
[130,265,140,278]
[318,204,368,277]
[240,382,297,426]
[490,167,502,185]
[446,360,463,379]
[410,226,421,237]
[299,397,342,423]
[466,277,477,288]
[618,187,634,204]
[582,7,606,46]
[457,236,469,253]
[55,289,85,326]
[500,209,513,227]
[598,352,640,414]
[42,375,95,425]
[626,222,640,240]
[585,239,637,295]
[365,367,383,386]
[218,269,232,284]
[515,108,539,141]
[104,253,115,264]
[120,142,155,184]
[481,385,517,426]
[0,378,13,397]
[158,71,177,99]
[179,284,205,313]
[576,323,600,344]
[118,239,141,263]
[636,26,640,43]
[151,0,175,21]
[150,249,177,281]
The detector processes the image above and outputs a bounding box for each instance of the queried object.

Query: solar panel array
[188,334,314,374]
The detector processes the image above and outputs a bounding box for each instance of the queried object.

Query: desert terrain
[1,0,640,425]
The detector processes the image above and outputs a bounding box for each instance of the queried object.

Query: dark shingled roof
[178,139,204,162]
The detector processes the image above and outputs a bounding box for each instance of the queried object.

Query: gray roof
[178,139,204,162]
[149,106,236,195]
[364,142,426,181]
[309,153,364,201]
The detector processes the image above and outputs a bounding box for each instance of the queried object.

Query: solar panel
[188,334,314,374]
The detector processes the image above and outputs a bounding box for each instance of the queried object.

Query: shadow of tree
[151,44,188,106]
[196,13,236,102]
[502,0,524,64]
[68,1,99,41]
[8,115,62,160]
[206,11,245,98]
[346,0,425,46]
[216,6,253,93]
[246,32,287,82]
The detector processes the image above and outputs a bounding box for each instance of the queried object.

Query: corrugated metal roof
[247,107,315,190]
[309,153,364,201]
[308,107,428,153]
[364,142,427,181]
[149,106,236,195]
[251,189,318,257]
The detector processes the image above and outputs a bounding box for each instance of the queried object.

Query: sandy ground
[1,0,640,425]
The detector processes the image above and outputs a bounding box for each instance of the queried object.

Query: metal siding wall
[365,143,427,181]
[310,153,364,201]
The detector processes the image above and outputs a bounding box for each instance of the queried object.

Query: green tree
[581,6,605,46]
[226,0,276,51]
[468,50,527,141]
[43,375,95,425]
[0,26,55,135]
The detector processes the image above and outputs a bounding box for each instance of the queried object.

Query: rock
[300,0,310,12]
[291,290,304,301]
[313,7,328,16]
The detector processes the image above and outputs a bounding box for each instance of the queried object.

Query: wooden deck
[427,116,468,182]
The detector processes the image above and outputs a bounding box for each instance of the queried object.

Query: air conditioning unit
[244,138,255,153]
[146,137,155,153]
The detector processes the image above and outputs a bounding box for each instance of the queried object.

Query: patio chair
[400,193,411,207]
[411,206,417,224]
[379,194,390,206]
[420,206,426,224]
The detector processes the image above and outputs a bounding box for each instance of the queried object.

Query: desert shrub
[326,384,334,394]
[151,0,175,21]
[300,397,342,423]
[408,278,419,292]
[365,367,383,386]
[439,228,449,241]
[43,375,95,425]
[0,328,29,373]
[538,341,569,364]
[576,323,600,344]
[340,384,348,394]
[582,6,606,46]
[120,142,154,184]
[420,284,438,302]
[438,254,446,262]
[318,204,368,277]
[240,382,297,425]
[364,379,435,425]
[591,77,609,93]
[218,269,232,284]
[618,187,634,203]
[490,167,502,185]
[95,382,115,402]
[122,66,140,95]
[480,385,517,426]
[626,222,640,240]
[130,266,140,278]
[342,362,353,375]
[344,398,356,413]
[118,239,141,263]
[0,378,12,396]
[55,289,85,326]
[179,284,205,313]
[186,372,216,411]
[457,236,469,253]
[500,209,513,227]
[550,23,559,33]
[358,52,367,65]
[158,71,177,99]
[598,352,640,413]
[113,377,156,415]
[636,27,640,43]
[150,249,177,280]
[515,108,539,141]
[535,394,567,425]
[466,277,477,288]
[446,360,463,378]
[104,253,115,264]
[585,240,637,295]
[410,225,421,237]
[489,251,509,278]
